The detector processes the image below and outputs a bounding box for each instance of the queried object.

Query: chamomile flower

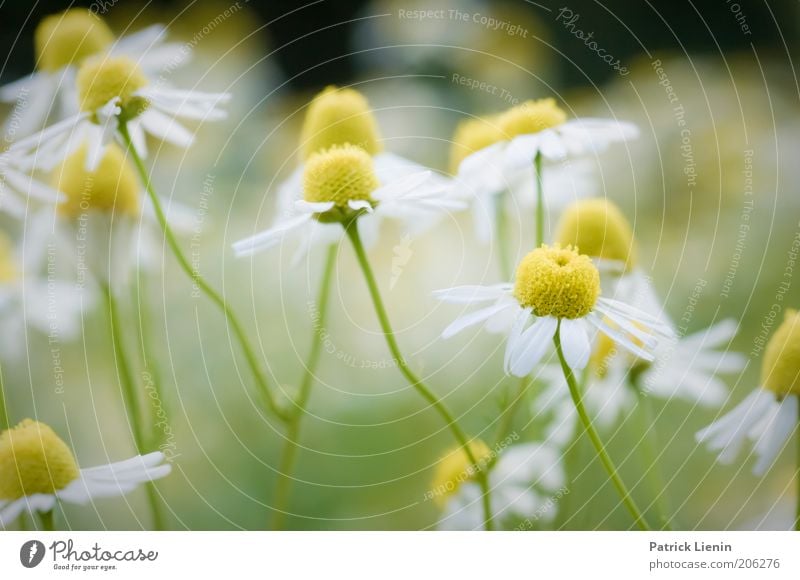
[267,86,452,261]
[0,9,187,139]
[0,419,171,527]
[448,115,597,243]
[233,144,463,258]
[538,319,747,445]
[17,53,230,172]
[432,439,565,530]
[0,130,67,217]
[696,309,800,476]
[434,244,672,377]
[454,99,637,199]
[0,229,88,359]
[554,198,675,332]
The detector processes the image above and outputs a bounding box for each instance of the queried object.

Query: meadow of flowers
[0,2,798,532]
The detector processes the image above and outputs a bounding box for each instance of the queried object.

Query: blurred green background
[1,0,799,530]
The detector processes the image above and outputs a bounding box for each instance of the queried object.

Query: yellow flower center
[514,244,601,319]
[300,86,382,160]
[34,9,114,72]
[76,56,149,117]
[53,142,141,218]
[449,115,504,174]
[762,309,800,397]
[0,419,80,500]
[499,98,567,138]
[0,231,18,283]
[431,440,492,507]
[303,144,379,209]
[555,198,637,272]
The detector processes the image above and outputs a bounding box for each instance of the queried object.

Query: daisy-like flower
[696,309,800,476]
[17,52,229,172]
[0,9,187,139]
[261,86,451,261]
[0,228,88,359]
[554,197,674,332]
[435,244,673,377]
[538,319,747,445]
[430,439,565,530]
[0,419,171,527]
[233,144,463,258]
[454,98,637,200]
[448,114,598,243]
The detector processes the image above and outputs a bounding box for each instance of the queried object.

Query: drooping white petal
[295,200,335,214]
[139,109,194,148]
[508,316,558,377]
[588,313,654,361]
[432,284,511,304]
[597,297,674,338]
[559,318,591,371]
[504,307,533,373]
[232,214,312,257]
[593,302,658,350]
[441,302,514,340]
[752,398,798,476]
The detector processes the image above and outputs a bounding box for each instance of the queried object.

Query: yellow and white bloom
[0,9,188,139]
[435,244,672,376]
[18,53,229,172]
[538,320,747,445]
[260,86,452,261]
[432,440,565,530]
[0,419,170,527]
[0,130,67,217]
[696,310,800,476]
[234,144,463,258]
[448,114,597,242]
[454,99,636,201]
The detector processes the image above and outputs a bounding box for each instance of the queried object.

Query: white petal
[441,302,513,339]
[752,398,798,476]
[232,214,312,257]
[503,134,543,170]
[589,314,654,361]
[295,200,335,214]
[139,109,194,148]
[559,319,591,371]
[348,199,373,212]
[504,307,532,373]
[509,316,558,377]
[432,284,511,304]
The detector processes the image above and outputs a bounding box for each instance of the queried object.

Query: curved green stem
[345,222,494,530]
[272,243,337,530]
[630,375,673,530]
[493,376,529,446]
[103,281,165,529]
[534,152,544,247]
[119,123,288,423]
[554,323,650,530]
[493,191,512,281]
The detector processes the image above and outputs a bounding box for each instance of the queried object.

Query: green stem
[554,323,650,530]
[38,510,54,531]
[493,376,529,446]
[345,222,494,530]
[631,376,673,530]
[272,243,337,530]
[119,123,288,422]
[534,151,544,247]
[103,281,167,530]
[134,268,168,449]
[493,191,512,281]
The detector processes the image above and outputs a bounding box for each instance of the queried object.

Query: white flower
[696,309,800,476]
[435,245,672,377]
[537,320,747,446]
[1,16,189,140]
[437,442,565,530]
[233,145,464,259]
[0,419,171,527]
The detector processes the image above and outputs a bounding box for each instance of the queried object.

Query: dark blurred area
[1,0,797,89]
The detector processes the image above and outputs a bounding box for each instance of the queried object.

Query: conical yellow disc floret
[300,86,382,160]
[0,231,18,283]
[761,309,800,397]
[0,419,80,500]
[430,440,492,507]
[54,142,141,217]
[34,9,114,72]
[76,56,148,116]
[555,198,637,272]
[514,244,601,319]
[449,115,504,174]
[499,98,567,139]
[303,145,379,208]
